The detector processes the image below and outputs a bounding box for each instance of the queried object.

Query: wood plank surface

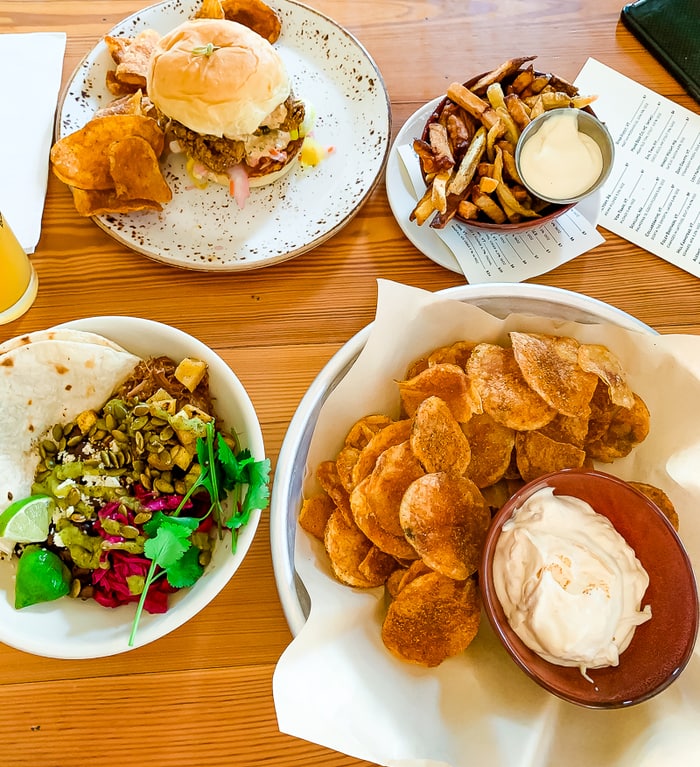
[1,0,698,765]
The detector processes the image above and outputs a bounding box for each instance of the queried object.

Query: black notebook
[621,0,700,103]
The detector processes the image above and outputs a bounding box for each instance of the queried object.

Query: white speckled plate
[57,0,391,271]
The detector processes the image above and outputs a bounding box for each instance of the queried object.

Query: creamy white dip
[493,486,651,680]
[518,109,603,200]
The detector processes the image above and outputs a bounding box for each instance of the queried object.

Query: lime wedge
[0,495,54,543]
[14,546,71,609]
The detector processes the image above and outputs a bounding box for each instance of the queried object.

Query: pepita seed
[121,525,140,539]
[199,550,212,567]
[154,478,174,494]
[132,415,149,431]
[52,424,64,441]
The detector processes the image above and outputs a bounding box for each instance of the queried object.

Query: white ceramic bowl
[0,316,265,658]
[270,283,655,635]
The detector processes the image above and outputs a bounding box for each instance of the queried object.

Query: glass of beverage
[0,211,38,325]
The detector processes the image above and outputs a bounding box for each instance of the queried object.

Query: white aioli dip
[518,109,603,200]
[493,486,651,680]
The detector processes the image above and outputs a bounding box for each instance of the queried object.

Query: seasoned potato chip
[395,559,433,594]
[350,478,419,560]
[584,380,616,443]
[537,412,590,448]
[399,472,489,580]
[510,332,598,418]
[105,69,140,98]
[480,479,512,512]
[50,115,165,190]
[94,89,151,119]
[585,391,650,463]
[385,567,408,598]
[351,419,412,487]
[381,572,481,667]
[629,481,679,531]
[324,510,376,588]
[398,363,480,422]
[195,0,226,19]
[316,460,352,522]
[105,29,161,93]
[222,0,282,43]
[358,545,400,586]
[577,343,635,408]
[366,442,425,537]
[335,445,361,493]
[426,340,476,369]
[462,411,515,487]
[410,396,471,475]
[68,187,163,217]
[298,494,336,541]
[108,136,172,203]
[405,355,430,379]
[467,343,556,429]
[515,430,586,483]
[345,414,394,450]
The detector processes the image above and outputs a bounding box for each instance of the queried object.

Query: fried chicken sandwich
[146,17,306,205]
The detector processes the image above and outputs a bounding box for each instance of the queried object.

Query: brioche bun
[147,18,290,138]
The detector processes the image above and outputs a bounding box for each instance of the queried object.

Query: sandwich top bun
[147,18,290,138]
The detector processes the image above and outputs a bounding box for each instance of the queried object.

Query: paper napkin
[0,32,67,253]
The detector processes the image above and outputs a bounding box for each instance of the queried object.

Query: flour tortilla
[0,332,140,525]
[0,328,127,356]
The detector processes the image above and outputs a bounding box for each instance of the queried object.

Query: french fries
[409,56,597,228]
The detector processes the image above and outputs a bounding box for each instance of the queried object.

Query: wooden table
[1,1,698,765]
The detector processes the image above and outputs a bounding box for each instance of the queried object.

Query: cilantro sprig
[128,421,270,646]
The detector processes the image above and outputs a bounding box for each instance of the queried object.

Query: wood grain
[1,0,698,765]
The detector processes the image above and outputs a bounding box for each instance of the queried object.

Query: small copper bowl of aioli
[514,108,615,204]
[479,468,698,709]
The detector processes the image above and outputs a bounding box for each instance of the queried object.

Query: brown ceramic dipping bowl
[420,69,594,232]
[479,468,699,709]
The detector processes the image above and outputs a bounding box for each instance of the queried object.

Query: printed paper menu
[396,144,604,283]
[575,59,700,272]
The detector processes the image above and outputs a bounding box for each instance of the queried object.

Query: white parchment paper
[274,281,700,767]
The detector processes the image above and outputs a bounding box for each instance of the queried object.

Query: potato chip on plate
[467,343,556,429]
[109,136,172,203]
[365,441,424,537]
[381,571,481,667]
[510,331,598,418]
[462,411,515,488]
[350,478,419,561]
[50,114,164,190]
[323,510,376,588]
[398,363,479,421]
[410,395,471,474]
[399,472,489,580]
[514,430,587,483]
